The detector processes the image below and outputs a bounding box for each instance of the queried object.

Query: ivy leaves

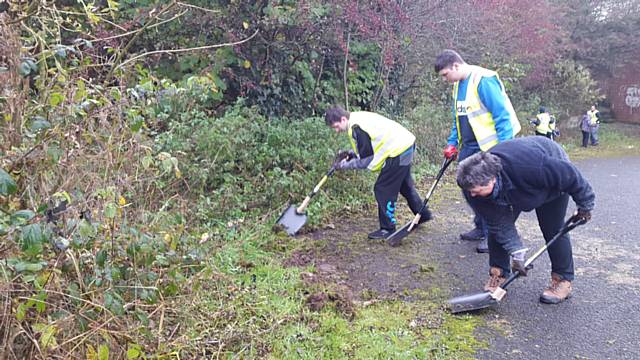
[0,168,17,196]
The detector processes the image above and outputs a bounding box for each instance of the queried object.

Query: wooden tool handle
[296,196,312,214]
[407,214,421,232]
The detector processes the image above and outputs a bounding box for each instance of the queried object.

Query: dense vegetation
[1,0,639,358]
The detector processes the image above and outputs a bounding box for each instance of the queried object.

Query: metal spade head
[448,291,498,314]
[276,205,307,236]
[386,221,414,247]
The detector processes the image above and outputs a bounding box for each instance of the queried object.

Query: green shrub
[153,100,373,228]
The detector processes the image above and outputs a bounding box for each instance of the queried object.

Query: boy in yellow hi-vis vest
[434,49,521,253]
[325,106,432,240]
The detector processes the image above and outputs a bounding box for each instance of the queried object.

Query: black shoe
[417,208,433,225]
[460,228,484,241]
[476,238,489,253]
[368,228,393,240]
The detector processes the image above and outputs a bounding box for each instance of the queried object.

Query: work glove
[570,208,591,223]
[443,145,458,160]
[510,248,530,276]
[334,150,356,169]
[334,149,355,163]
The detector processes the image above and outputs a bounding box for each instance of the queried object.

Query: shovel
[448,216,586,314]
[387,157,454,247]
[276,164,338,236]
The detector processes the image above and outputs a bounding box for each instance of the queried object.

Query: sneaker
[540,273,572,304]
[476,238,489,253]
[368,228,393,240]
[417,208,433,225]
[460,228,485,241]
[484,267,507,292]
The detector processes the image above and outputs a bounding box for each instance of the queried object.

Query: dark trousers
[489,194,574,280]
[582,131,590,147]
[459,146,487,237]
[535,131,552,139]
[374,151,426,230]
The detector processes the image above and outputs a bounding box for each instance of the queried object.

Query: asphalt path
[443,156,640,359]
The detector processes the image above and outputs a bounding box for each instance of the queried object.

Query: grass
[5,111,637,358]
[560,123,640,159]
[269,300,482,359]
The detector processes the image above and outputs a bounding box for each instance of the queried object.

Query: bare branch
[114,29,260,71]
[91,9,189,43]
[176,1,221,14]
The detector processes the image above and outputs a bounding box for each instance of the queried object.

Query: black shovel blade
[276,205,307,236]
[386,221,416,247]
[448,291,498,314]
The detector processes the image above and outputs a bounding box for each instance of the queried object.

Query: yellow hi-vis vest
[347,112,415,172]
[587,109,599,126]
[453,65,521,151]
[536,112,552,134]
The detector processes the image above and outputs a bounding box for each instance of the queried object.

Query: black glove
[571,209,591,223]
[334,150,356,165]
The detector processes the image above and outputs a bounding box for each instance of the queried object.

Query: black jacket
[466,136,595,243]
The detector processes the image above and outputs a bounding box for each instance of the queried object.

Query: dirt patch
[287,178,476,306]
[283,249,315,268]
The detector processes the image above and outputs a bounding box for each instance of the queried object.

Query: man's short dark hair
[456,152,503,190]
[434,49,466,73]
[324,106,350,126]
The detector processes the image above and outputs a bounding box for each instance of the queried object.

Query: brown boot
[484,267,507,292]
[540,273,572,304]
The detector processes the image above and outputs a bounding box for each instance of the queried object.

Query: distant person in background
[531,106,557,140]
[587,105,601,146]
[580,112,591,148]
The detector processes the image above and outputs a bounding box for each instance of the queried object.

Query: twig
[66,249,86,293]
[5,130,54,173]
[61,315,118,352]
[106,1,179,82]
[176,1,221,13]
[343,32,351,111]
[114,29,259,71]
[157,305,165,349]
[17,322,44,359]
[90,9,188,43]
[312,51,326,113]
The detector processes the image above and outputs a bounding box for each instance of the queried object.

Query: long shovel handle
[296,165,336,214]
[498,217,587,291]
[407,157,454,231]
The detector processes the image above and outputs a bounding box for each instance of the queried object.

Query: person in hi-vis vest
[434,49,521,253]
[531,106,557,140]
[586,105,600,146]
[325,107,432,240]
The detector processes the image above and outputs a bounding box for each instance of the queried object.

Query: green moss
[269,300,483,359]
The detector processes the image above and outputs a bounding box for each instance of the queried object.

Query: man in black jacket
[456,136,595,304]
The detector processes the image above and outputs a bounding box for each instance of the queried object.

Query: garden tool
[448,216,586,314]
[276,152,351,235]
[387,157,454,246]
